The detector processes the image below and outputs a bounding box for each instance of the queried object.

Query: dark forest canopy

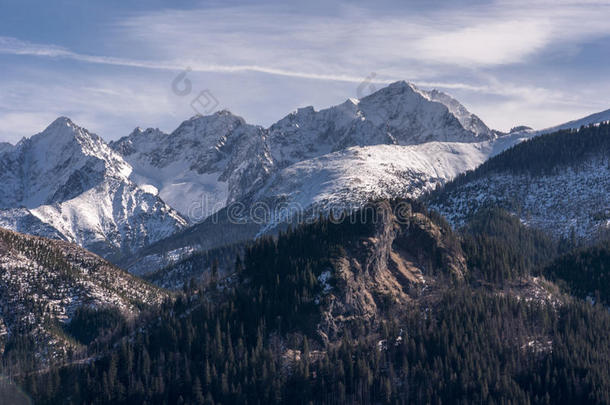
[2,201,608,405]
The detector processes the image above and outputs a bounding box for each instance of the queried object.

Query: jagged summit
[47,115,74,127]
[181,109,248,128]
[171,110,249,142]
[266,80,494,168]
[2,117,129,208]
[108,80,501,236]
[110,109,271,217]
[0,117,187,260]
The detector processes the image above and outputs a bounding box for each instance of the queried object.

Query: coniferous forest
[2,202,608,405]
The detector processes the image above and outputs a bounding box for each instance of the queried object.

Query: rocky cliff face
[316,200,467,343]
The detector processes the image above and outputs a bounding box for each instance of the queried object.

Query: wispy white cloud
[1,0,610,139]
[0,36,505,96]
[0,36,394,84]
[4,0,610,82]
[112,0,610,70]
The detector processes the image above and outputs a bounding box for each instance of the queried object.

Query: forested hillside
[429,122,610,240]
[9,200,610,404]
[443,122,610,185]
[0,228,166,369]
[543,243,610,306]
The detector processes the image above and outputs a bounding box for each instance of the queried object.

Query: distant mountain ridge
[110,81,495,221]
[110,111,273,219]
[1,81,609,270]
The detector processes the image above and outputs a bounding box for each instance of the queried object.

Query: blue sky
[1,0,609,143]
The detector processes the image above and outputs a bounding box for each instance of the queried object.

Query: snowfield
[253,142,492,233]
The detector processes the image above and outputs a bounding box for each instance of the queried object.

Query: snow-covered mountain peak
[46,115,74,129]
[22,116,124,171]
[0,117,187,259]
[367,79,417,95]
[266,80,495,169]
[110,110,272,218]
[0,117,133,209]
[169,110,250,145]
[26,116,92,147]
[113,127,166,157]
[357,81,493,140]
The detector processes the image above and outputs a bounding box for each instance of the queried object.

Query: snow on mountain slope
[251,142,491,233]
[0,118,187,260]
[423,89,493,138]
[111,82,504,274]
[539,108,610,134]
[112,81,494,225]
[0,227,167,362]
[0,208,65,240]
[111,111,273,219]
[0,117,131,208]
[432,157,610,240]
[30,177,187,259]
[125,102,610,274]
[125,140,494,276]
[429,123,610,240]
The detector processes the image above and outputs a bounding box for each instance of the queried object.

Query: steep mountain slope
[115,82,501,273]
[0,117,129,208]
[251,141,492,234]
[429,123,610,240]
[0,118,188,260]
[124,139,489,276]
[110,111,273,219]
[7,83,607,274]
[0,227,167,363]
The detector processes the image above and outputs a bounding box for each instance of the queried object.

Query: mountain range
[0,81,608,274]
